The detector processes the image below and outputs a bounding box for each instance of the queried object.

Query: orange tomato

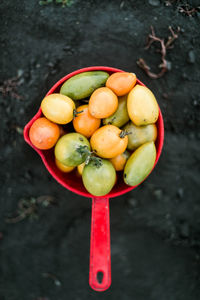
[29,117,60,150]
[89,87,118,118]
[106,72,137,96]
[110,151,130,171]
[73,105,100,138]
[55,158,75,173]
[90,125,128,158]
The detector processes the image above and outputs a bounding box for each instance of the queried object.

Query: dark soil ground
[0,0,200,299]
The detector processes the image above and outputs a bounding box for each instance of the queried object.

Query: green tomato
[60,71,109,100]
[82,159,116,196]
[103,95,129,127]
[124,142,156,186]
[55,133,90,167]
[123,122,157,150]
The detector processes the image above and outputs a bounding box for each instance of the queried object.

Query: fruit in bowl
[27,69,162,196]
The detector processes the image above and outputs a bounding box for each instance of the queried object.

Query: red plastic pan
[24,66,164,292]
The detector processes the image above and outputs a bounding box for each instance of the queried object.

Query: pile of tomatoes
[29,71,159,196]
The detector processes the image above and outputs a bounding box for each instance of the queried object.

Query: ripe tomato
[90,125,128,158]
[109,150,130,171]
[55,158,75,173]
[127,85,159,126]
[88,87,118,118]
[82,159,116,196]
[41,93,75,124]
[77,162,85,176]
[73,105,100,138]
[106,72,136,96]
[29,117,60,150]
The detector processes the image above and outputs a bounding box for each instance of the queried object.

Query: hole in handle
[97,271,104,284]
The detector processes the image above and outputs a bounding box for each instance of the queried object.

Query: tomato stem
[76,145,102,167]
[73,109,84,119]
[119,130,132,138]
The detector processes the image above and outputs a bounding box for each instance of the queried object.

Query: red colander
[24,66,164,292]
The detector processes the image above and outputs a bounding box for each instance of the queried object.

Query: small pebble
[188,50,196,64]
[166,60,172,71]
[120,1,124,9]
[182,72,189,79]
[19,107,25,115]
[153,189,163,200]
[7,187,12,195]
[17,69,24,77]
[47,62,54,67]
[179,222,190,238]
[165,213,170,220]
[50,69,57,75]
[24,170,32,181]
[148,0,160,7]
[189,132,195,139]
[193,99,199,106]
[128,198,138,208]
[63,45,71,51]
[177,187,184,199]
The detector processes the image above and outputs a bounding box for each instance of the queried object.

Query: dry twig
[165,0,200,16]
[137,26,180,79]
[5,195,55,224]
[178,4,199,16]
[0,73,23,100]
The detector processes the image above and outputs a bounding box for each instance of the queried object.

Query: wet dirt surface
[0,0,200,299]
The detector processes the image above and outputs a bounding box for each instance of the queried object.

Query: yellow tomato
[127,85,159,126]
[41,93,75,124]
[55,158,75,173]
[77,162,85,176]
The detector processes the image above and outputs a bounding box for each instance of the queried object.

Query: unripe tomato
[41,93,75,124]
[89,87,118,118]
[73,105,100,138]
[103,95,129,127]
[124,142,156,186]
[29,117,60,150]
[82,159,116,196]
[90,125,128,158]
[60,71,109,100]
[54,133,90,167]
[123,122,157,150]
[106,72,136,96]
[55,158,75,173]
[127,85,159,126]
[109,150,130,171]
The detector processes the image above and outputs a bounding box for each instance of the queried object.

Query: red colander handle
[89,197,111,291]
